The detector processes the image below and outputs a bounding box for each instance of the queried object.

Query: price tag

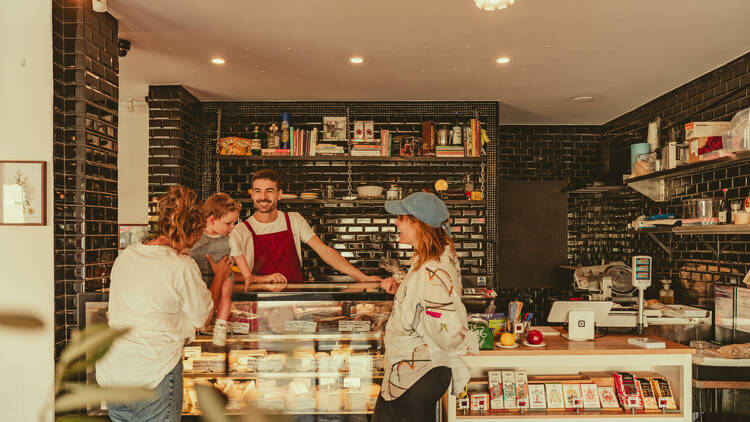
[299,321,317,333]
[627,396,639,408]
[348,356,373,375]
[257,356,284,372]
[285,320,301,332]
[658,397,669,408]
[319,377,336,386]
[228,320,249,334]
[517,399,527,408]
[297,396,316,410]
[573,399,581,408]
[339,320,354,332]
[338,320,371,333]
[184,346,201,359]
[344,376,361,389]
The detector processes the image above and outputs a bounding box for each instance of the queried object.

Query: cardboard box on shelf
[685,122,731,140]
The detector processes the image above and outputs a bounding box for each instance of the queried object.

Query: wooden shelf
[218,155,483,162]
[630,225,750,235]
[624,151,750,184]
[184,371,385,379]
[624,151,750,202]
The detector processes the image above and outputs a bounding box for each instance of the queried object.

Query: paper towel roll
[647,121,659,152]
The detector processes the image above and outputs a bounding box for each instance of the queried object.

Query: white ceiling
[110,0,750,125]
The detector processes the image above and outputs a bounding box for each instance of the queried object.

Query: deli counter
[78,288,392,418]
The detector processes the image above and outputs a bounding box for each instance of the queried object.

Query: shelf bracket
[647,232,671,259]
[698,237,718,260]
[628,179,666,202]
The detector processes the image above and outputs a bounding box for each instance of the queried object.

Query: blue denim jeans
[107,361,183,422]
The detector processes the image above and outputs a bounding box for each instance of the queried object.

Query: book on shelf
[380,129,391,157]
[261,148,291,156]
[436,145,465,157]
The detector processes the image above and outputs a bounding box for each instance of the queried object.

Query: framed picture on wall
[118,224,150,250]
[0,161,47,226]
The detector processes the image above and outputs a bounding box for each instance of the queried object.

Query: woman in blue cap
[373,192,478,422]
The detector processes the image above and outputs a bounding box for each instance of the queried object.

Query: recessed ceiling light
[211,58,225,64]
[496,57,510,64]
[573,96,595,102]
[349,57,364,64]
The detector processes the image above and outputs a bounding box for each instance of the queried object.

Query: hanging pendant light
[474,0,516,11]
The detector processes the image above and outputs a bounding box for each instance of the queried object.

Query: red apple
[526,330,543,345]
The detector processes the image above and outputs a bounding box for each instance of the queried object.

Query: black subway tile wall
[498,125,601,183]
[147,85,201,204]
[53,0,119,355]
[589,52,750,307]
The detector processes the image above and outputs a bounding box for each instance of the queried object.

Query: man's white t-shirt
[95,242,213,389]
[230,211,315,273]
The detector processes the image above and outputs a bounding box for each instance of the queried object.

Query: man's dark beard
[255,201,276,213]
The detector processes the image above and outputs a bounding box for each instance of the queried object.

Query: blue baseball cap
[385,192,451,235]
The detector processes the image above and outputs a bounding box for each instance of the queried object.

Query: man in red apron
[231,169,381,289]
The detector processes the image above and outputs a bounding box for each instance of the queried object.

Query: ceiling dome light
[211,58,225,64]
[496,57,511,64]
[474,0,516,11]
[573,96,595,102]
[349,57,364,64]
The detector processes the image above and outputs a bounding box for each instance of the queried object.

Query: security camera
[118,39,131,57]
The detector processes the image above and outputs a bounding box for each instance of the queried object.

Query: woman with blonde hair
[373,192,478,422]
[96,186,231,421]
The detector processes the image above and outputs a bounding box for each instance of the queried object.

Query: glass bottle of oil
[659,279,674,304]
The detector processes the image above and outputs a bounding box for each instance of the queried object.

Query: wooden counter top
[479,330,694,356]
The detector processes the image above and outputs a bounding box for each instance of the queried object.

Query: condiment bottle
[659,280,674,304]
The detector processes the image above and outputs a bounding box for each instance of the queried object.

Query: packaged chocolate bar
[544,383,565,409]
[488,370,504,410]
[515,370,529,407]
[598,386,620,409]
[612,372,644,410]
[580,383,601,409]
[502,370,517,409]
[528,384,547,409]
[637,377,658,410]
[562,384,582,409]
[470,392,489,412]
[649,377,677,410]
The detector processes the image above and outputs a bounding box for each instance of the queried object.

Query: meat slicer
[573,261,637,303]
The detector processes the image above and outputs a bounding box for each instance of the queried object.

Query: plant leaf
[55,383,154,413]
[55,325,128,393]
[0,312,44,329]
[59,325,129,367]
[194,384,231,422]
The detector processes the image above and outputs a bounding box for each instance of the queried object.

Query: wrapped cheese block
[191,352,226,373]
[346,388,368,411]
[228,349,266,373]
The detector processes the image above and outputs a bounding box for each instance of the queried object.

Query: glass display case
[78,289,392,420]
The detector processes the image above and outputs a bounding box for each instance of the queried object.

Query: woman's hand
[381,276,399,294]
[206,254,231,282]
[357,274,383,283]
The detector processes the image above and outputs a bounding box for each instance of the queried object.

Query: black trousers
[372,366,452,422]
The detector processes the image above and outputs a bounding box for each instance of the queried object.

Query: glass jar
[659,279,674,304]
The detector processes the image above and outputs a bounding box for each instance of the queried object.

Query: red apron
[244,212,304,282]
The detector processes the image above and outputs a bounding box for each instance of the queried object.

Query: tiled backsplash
[53,0,119,355]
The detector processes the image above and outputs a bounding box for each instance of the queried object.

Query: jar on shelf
[659,279,674,304]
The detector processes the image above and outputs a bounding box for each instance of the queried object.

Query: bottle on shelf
[659,279,674,304]
[718,188,729,225]
[250,125,263,156]
[266,122,280,149]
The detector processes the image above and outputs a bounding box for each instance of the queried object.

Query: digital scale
[632,255,653,334]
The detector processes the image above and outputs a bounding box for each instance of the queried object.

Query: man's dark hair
[251,168,281,189]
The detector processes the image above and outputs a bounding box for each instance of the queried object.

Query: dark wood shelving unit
[218,155,483,162]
